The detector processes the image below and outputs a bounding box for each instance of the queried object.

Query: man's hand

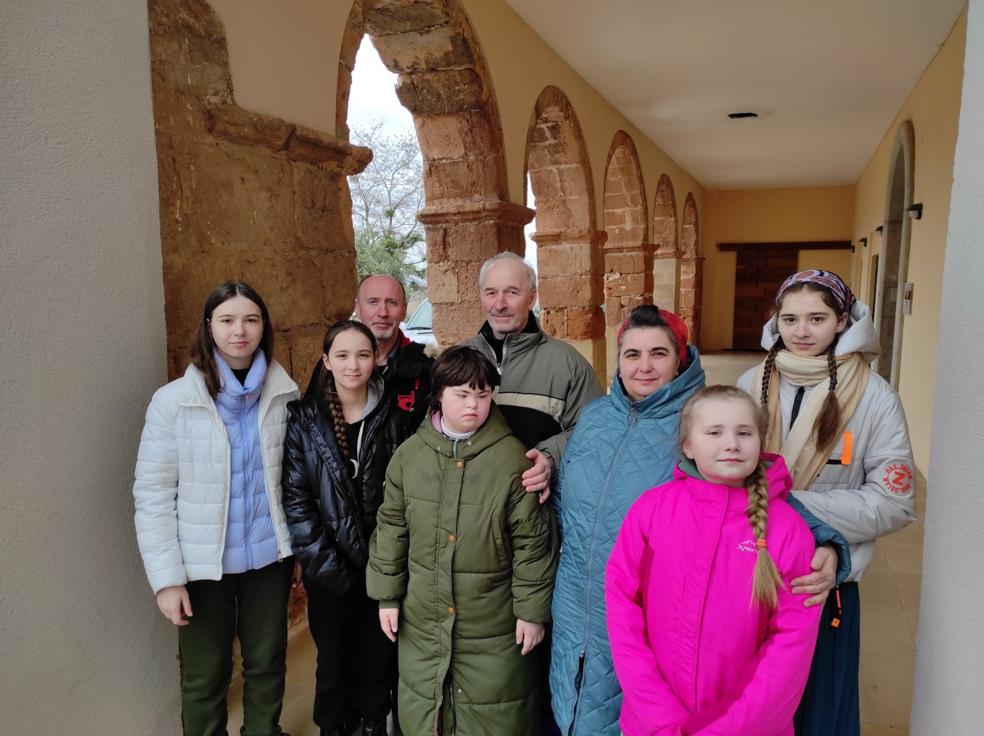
[521,449,552,503]
[156,585,193,626]
[515,618,545,655]
[379,607,400,642]
[791,544,838,607]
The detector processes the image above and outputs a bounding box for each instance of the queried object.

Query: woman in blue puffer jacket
[549,305,851,736]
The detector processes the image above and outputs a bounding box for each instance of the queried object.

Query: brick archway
[652,174,679,312]
[524,85,606,378]
[603,131,652,323]
[602,131,651,379]
[339,0,533,345]
[679,193,702,346]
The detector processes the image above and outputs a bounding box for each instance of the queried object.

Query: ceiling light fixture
[727,112,759,119]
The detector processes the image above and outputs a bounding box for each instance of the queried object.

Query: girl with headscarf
[738,270,916,736]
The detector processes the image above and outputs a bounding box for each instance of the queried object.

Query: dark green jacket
[367,406,558,736]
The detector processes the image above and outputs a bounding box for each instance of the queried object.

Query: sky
[349,37,538,271]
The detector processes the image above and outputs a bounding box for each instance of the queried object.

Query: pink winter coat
[605,455,821,736]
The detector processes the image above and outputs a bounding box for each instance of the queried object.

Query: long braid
[813,345,842,454]
[746,460,785,610]
[323,372,350,459]
[760,343,781,407]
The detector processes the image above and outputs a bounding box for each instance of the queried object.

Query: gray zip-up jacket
[738,300,916,581]
[462,316,603,470]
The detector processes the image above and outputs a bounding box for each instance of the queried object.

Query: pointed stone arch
[679,193,703,345]
[524,85,606,378]
[652,173,679,312]
[340,0,532,344]
[874,120,915,387]
[603,131,652,332]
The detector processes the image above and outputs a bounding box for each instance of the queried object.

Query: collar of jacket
[387,331,432,379]
[672,451,793,504]
[180,360,296,422]
[477,312,545,361]
[608,345,706,420]
[416,403,515,460]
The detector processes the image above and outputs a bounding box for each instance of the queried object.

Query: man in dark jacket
[355,274,434,447]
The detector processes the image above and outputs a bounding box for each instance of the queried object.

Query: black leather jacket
[282,371,398,594]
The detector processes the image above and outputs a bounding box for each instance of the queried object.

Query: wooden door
[732,247,799,350]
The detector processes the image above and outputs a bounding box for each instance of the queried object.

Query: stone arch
[339,0,532,344]
[524,85,606,378]
[874,120,915,387]
[679,193,703,345]
[148,0,374,381]
[651,173,679,312]
[603,131,652,331]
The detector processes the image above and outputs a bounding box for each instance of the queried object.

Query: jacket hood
[674,452,793,501]
[609,345,705,420]
[416,403,517,460]
[760,299,880,361]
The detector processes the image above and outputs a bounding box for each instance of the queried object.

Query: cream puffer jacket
[133,361,299,593]
[738,301,916,581]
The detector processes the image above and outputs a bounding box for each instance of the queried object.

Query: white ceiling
[505,0,966,189]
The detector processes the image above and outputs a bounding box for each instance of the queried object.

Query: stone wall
[150,0,370,381]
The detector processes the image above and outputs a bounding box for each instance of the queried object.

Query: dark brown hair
[430,346,500,414]
[679,385,784,609]
[319,320,377,458]
[761,281,847,455]
[191,281,274,398]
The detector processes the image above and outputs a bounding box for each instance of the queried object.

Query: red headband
[616,308,689,370]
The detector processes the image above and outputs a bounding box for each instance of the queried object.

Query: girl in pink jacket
[606,385,821,735]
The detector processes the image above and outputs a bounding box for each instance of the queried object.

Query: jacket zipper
[240,393,254,571]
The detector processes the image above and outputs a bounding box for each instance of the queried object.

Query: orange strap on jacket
[840,431,854,466]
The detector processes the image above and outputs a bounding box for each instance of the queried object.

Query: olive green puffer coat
[367,406,557,736]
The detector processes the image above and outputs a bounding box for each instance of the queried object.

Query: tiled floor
[229,352,924,735]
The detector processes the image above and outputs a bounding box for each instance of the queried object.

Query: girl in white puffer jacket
[133,281,299,736]
[738,269,915,736]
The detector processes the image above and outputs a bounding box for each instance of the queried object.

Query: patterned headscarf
[776,269,856,314]
[616,307,690,370]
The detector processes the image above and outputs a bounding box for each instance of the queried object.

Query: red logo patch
[883,462,913,495]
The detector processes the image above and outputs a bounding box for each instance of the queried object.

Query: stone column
[417,199,533,346]
[910,2,984,731]
[533,228,608,384]
[678,256,704,348]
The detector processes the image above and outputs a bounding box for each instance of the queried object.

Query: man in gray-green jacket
[462,251,604,499]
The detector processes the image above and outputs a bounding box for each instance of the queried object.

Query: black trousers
[305,580,397,730]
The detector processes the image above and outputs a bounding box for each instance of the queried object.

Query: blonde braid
[746,461,785,610]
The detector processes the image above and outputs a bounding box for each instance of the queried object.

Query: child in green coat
[367,346,558,736]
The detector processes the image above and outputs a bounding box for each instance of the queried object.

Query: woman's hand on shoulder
[791,544,837,607]
[156,585,192,625]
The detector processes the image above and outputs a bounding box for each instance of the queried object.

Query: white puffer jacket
[738,301,916,581]
[133,361,299,593]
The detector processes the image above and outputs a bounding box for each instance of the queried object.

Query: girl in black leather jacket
[282,320,398,736]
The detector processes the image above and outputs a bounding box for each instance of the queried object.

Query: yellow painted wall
[206,0,704,260]
[701,186,856,350]
[851,11,966,471]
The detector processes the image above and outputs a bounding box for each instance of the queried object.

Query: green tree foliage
[350,122,426,292]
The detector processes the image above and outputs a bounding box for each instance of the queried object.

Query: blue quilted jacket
[549,347,704,736]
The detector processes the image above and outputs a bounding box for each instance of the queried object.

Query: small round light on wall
[906,203,924,220]
[727,112,759,119]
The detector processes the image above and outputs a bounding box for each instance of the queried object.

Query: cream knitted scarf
[753,350,868,489]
